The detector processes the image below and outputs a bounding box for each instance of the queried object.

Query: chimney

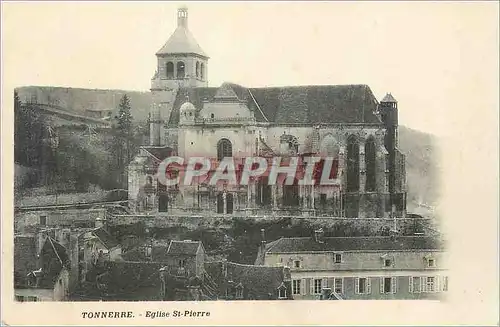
[314,228,325,243]
[177,7,188,28]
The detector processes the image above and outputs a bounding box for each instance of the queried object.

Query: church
[128,7,407,219]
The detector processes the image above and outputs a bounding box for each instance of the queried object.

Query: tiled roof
[14,235,38,287]
[156,25,208,58]
[167,84,381,126]
[92,227,119,249]
[204,261,290,300]
[265,236,444,254]
[167,240,201,256]
[141,146,174,161]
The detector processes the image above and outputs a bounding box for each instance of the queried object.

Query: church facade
[128,7,407,219]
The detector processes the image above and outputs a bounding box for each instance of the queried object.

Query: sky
[2,1,498,137]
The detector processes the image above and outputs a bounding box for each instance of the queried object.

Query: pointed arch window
[166,62,174,79]
[200,63,205,81]
[177,61,185,79]
[365,137,377,192]
[217,138,232,161]
[346,135,360,192]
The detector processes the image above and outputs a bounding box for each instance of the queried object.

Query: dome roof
[180,101,196,111]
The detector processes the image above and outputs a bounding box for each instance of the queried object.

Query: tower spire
[177,7,188,28]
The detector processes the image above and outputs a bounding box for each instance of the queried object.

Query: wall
[15,208,105,232]
[290,275,448,300]
[14,288,54,301]
[53,268,70,301]
[264,250,447,272]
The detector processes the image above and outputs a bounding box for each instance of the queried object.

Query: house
[151,240,206,278]
[256,229,448,300]
[203,261,293,300]
[79,227,122,283]
[14,236,70,301]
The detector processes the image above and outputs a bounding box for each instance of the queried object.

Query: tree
[14,90,46,168]
[111,95,135,187]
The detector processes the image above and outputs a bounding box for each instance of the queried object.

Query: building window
[380,277,397,294]
[425,276,435,292]
[177,61,185,79]
[365,136,377,192]
[196,62,200,78]
[320,193,327,206]
[409,276,421,293]
[355,277,371,294]
[334,253,342,264]
[166,62,174,79]
[235,285,243,299]
[278,285,287,299]
[292,280,301,295]
[384,259,392,267]
[217,138,232,161]
[313,278,322,295]
[178,259,186,268]
[293,260,301,268]
[427,258,436,267]
[346,135,360,192]
[210,113,214,119]
[334,278,343,294]
[442,276,448,292]
[200,63,205,81]
[40,215,47,226]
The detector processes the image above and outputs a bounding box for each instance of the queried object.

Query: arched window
[216,193,224,214]
[146,176,153,185]
[365,137,377,192]
[346,135,360,192]
[200,63,205,80]
[217,138,232,161]
[282,179,300,207]
[226,193,234,214]
[196,62,200,78]
[166,62,174,79]
[177,61,185,79]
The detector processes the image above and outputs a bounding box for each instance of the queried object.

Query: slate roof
[204,261,290,300]
[264,236,444,254]
[166,240,201,256]
[92,227,119,249]
[14,235,38,287]
[167,83,381,127]
[156,25,208,58]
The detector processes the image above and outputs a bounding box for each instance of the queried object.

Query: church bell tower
[150,7,209,145]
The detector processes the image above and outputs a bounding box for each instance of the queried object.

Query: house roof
[167,240,202,256]
[156,25,208,58]
[36,237,70,289]
[141,146,174,161]
[14,235,38,286]
[204,261,288,300]
[264,236,445,254]
[101,261,164,300]
[92,227,119,249]
[167,83,381,127]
